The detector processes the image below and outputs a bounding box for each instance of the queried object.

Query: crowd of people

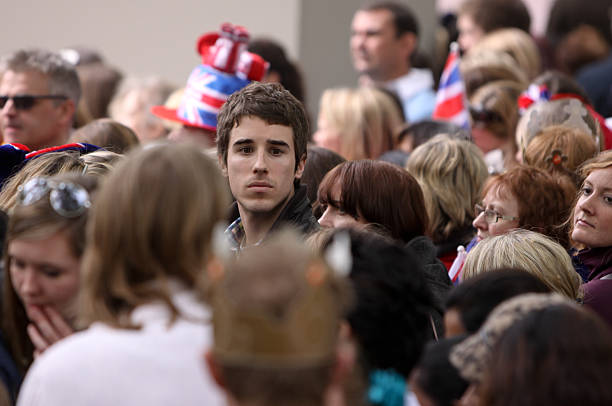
[0,0,612,405]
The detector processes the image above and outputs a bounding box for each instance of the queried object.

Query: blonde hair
[406,134,488,244]
[3,173,98,373]
[318,87,402,160]
[461,50,528,98]
[524,125,599,185]
[0,150,122,212]
[0,152,85,212]
[79,142,230,328]
[469,28,542,80]
[462,229,582,300]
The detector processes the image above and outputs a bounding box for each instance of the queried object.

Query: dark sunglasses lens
[13,96,36,110]
[0,96,36,110]
[49,184,90,217]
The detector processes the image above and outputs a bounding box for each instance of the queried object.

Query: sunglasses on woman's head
[469,106,503,123]
[17,177,91,218]
[0,94,68,110]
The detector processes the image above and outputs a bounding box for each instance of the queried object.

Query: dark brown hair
[301,146,346,217]
[459,0,531,34]
[360,1,419,37]
[318,160,428,243]
[479,304,612,406]
[481,165,576,247]
[216,82,309,171]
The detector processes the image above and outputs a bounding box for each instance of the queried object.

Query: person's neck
[239,190,294,246]
[34,130,70,151]
[367,65,411,84]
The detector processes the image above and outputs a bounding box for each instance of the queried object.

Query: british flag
[432,42,470,130]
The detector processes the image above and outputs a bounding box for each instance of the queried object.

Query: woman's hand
[26,305,73,358]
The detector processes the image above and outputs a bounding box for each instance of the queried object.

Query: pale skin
[350,9,416,82]
[219,116,305,246]
[0,70,74,150]
[8,231,79,357]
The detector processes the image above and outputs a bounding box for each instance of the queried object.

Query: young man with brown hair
[217,82,318,249]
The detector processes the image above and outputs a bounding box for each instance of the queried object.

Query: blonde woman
[468,28,542,80]
[462,229,582,300]
[17,143,229,405]
[406,134,488,269]
[313,86,403,160]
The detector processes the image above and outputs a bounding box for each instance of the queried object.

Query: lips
[575,218,594,228]
[247,181,273,192]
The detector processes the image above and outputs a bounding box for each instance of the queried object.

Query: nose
[0,98,17,116]
[318,206,333,228]
[19,269,41,297]
[578,193,596,215]
[472,210,488,231]
[252,149,268,173]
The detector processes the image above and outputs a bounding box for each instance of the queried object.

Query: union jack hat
[152,23,269,131]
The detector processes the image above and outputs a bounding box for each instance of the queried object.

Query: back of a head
[325,228,434,378]
[524,125,599,186]
[70,118,139,154]
[459,0,531,34]
[462,229,582,300]
[556,25,610,76]
[406,134,488,244]
[75,62,123,119]
[411,336,470,406]
[461,50,529,99]
[470,80,524,142]
[318,87,402,160]
[469,28,541,80]
[209,229,347,405]
[400,119,471,150]
[446,269,551,334]
[531,70,592,102]
[480,303,612,406]
[302,146,345,217]
[318,160,429,243]
[247,38,305,103]
[546,0,612,48]
[516,98,603,153]
[81,142,229,327]
[0,151,86,212]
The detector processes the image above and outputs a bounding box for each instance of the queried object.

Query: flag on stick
[432,42,470,130]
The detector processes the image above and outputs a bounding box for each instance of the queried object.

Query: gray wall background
[1,0,436,127]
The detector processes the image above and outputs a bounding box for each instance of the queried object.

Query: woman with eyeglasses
[473,165,575,248]
[468,80,523,173]
[1,173,97,400]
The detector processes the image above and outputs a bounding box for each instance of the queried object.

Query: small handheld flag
[432,42,470,130]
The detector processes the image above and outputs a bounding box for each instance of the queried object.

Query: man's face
[221,116,305,218]
[350,9,412,81]
[0,70,70,150]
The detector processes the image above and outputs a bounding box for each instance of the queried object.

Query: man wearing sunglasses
[0,49,80,151]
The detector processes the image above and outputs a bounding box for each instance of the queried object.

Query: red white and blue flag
[432,42,470,130]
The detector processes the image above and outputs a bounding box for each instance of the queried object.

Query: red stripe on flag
[200,94,225,109]
[433,93,464,119]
